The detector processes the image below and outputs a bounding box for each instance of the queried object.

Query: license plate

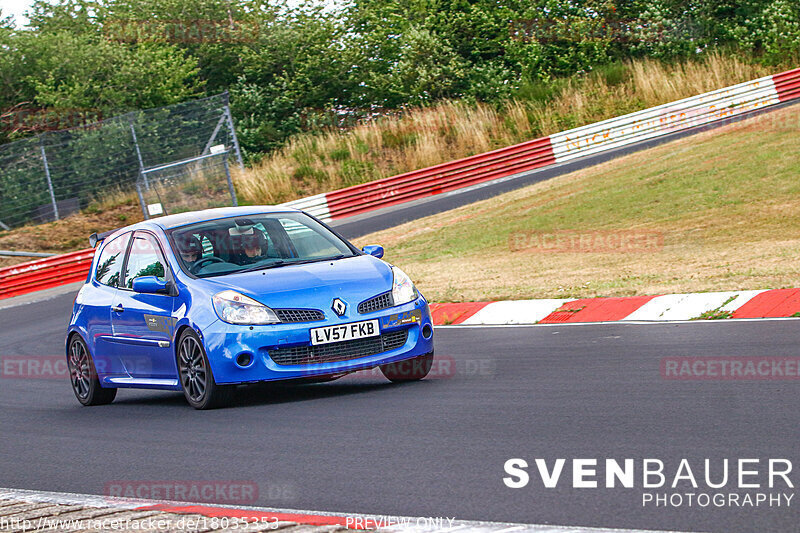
[310,320,380,346]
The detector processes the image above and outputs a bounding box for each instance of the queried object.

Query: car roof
[148,206,301,230]
[94,206,302,248]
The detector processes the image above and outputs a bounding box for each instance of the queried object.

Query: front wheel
[380,351,434,383]
[177,329,233,409]
[67,335,117,406]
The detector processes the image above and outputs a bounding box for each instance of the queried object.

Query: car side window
[95,233,130,287]
[123,233,167,289]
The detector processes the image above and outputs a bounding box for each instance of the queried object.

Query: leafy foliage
[0,0,798,155]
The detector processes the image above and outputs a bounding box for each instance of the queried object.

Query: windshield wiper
[287,254,351,265]
[235,255,352,274]
[236,260,290,274]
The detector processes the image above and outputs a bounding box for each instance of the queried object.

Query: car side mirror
[362,245,384,259]
[132,276,174,295]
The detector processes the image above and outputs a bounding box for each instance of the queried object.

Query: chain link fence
[0,93,242,230]
[137,150,237,218]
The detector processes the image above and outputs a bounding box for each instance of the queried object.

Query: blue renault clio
[66,206,435,409]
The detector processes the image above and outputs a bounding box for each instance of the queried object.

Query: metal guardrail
[0,248,94,299]
[288,66,800,223]
[2,66,799,300]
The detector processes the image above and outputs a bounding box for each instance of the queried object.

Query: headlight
[391,266,418,306]
[212,290,280,325]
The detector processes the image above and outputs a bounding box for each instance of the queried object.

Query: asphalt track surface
[0,290,798,533]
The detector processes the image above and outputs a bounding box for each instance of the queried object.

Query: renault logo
[332,298,347,316]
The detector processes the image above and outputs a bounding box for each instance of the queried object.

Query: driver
[177,234,202,267]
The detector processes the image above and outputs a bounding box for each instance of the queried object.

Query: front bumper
[201,297,434,384]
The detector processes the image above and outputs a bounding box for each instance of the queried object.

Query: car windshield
[168,211,357,278]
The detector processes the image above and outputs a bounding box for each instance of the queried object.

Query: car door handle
[111,304,124,313]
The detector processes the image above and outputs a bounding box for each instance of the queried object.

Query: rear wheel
[177,329,233,409]
[380,351,434,383]
[68,335,117,406]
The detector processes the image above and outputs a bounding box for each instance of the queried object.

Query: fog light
[236,352,253,367]
[422,324,433,339]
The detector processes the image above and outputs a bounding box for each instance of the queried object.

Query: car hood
[194,255,394,313]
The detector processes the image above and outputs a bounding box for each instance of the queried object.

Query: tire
[380,351,434,383]
[67,335,117,406]
[177,329,233,410]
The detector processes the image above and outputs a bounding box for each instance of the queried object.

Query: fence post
[39,135,59,220]
[223,156,238,207]
[129,114,149,190]
[222,97,245,171]
[136,181,149,220]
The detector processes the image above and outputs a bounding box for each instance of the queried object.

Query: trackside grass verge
[237,53,779,204]
[353,104,800,302]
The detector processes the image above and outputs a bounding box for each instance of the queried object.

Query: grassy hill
[353,104,800,302]
[0,53,791,272]
[237,53,778,204]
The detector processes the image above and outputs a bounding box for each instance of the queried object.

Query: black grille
[358,292,394,314]
[275,308,325,323]
[268,330,408,366]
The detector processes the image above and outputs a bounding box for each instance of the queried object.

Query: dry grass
[353,104,800,302]
[236,53,777,204]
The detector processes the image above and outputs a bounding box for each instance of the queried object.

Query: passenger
[237,231,268,265]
